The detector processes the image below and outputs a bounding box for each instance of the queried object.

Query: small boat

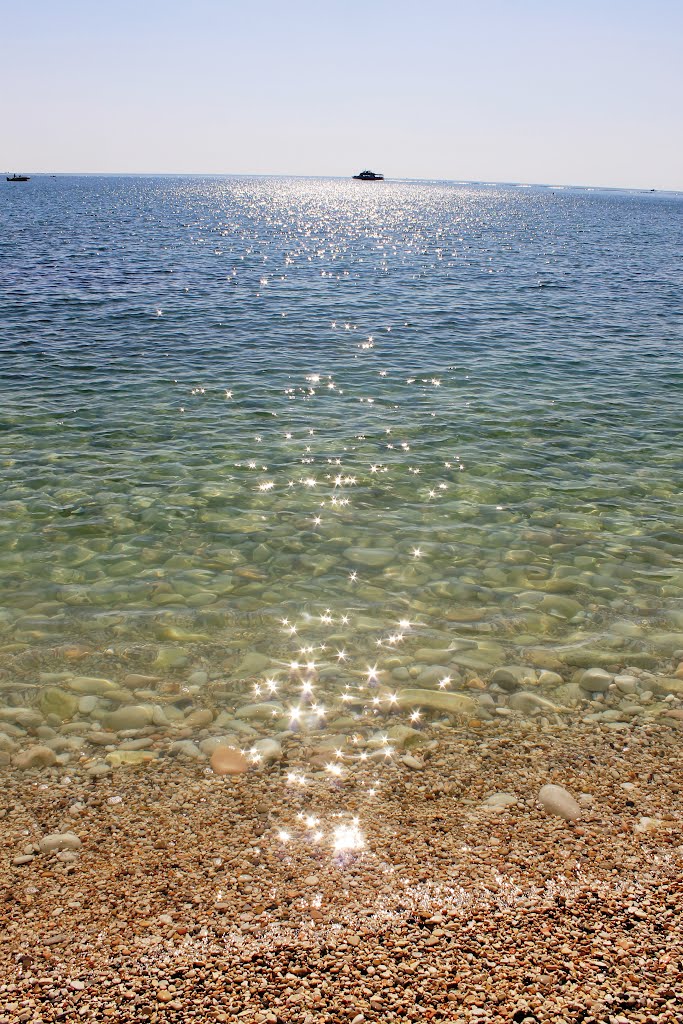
[353,170,384,181]
[6,174,30,182]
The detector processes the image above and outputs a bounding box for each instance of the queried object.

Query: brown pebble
[210,744,248,775]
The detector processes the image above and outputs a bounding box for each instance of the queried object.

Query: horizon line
[4,171,680,195]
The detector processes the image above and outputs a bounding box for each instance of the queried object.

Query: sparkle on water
[1,174,682,858]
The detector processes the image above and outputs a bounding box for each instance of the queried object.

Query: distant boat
[6,174,30,182]
[353,170,384,181]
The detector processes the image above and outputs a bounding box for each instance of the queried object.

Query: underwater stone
[105,749,159,767]
[39,687,78,721]
[13,745,57,769]
[252,738,282,762]
[236,652,271,676]
[344,547,395,568]
[183,708,214,728]
[538,784,581,820]
[210,745,248,775]
[67,676,119,696]
[101,705,154,731]
[234,702,282,721]
[394,689,477,716]
[508,691,561,714]
[579,668,613,692]
[153,646,189,669]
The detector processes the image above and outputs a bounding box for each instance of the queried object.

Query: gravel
[1,718,682,1023]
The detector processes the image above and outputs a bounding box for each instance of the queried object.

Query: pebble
[483,792,518,808]
[235,702,283,721]
[508,691,560,714]
[39,832,82,853]
[13,745,57,769]
[184,708,214,728]
[538,783,581,821]
[579,668,613,692]
[169,740,204,758]
[395,688,476,716]
[252,737,282,762]
[102,706,154,731]
[210,745,248,775]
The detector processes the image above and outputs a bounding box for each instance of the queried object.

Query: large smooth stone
[39,832,82,853]
[394,689,477,716]
[344,547,395,568]
[579,668,613,692]
[235,702,282,721]
[105,750,159,767]
[67,676,119,696]
[509,691,561,714]
[13,745,57,769]
[538,784,581,820]
[539,596,582,619]
[101,705,154,731]
[184,708,214,728]
[210,745,248,775]
[39,687,78,721]
[252,738,282,762]
[236,652,271,676]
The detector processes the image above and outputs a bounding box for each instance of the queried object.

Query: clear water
[1,176,682,733]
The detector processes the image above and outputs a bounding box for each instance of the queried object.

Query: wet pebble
[538,783,581,820]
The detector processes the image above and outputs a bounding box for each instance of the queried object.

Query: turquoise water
[1,176,682,748]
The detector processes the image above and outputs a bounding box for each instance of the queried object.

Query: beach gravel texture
[1,720,682,1023]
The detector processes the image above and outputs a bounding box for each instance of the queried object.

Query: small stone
[105,750,159,767]
[483,792,518,808]
[39,832,82,853]
[210,745,248,775]
[538,784,581,821]
[12,854,35,866]
[157,990,173,1003]
[400,754,424,770]
[634,816,663,833]
[86,761,112,778]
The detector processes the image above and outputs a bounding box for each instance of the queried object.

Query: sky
[3,0,682,190]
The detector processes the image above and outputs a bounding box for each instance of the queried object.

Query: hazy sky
[3,0,682,189]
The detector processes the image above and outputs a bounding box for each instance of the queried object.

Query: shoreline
[2,719,682,1023]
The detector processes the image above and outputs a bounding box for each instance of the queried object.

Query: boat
[6,174,30,182]
[353,170,384,181]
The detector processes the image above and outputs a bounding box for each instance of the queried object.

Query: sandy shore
[1,719,682,1023]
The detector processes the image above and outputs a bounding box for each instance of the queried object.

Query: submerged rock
[394,689,477,716]
[538,784,581,820]
[210,745,248,775]
[39,687,78,721]
[101,705,154,731]
[13,745,57,769]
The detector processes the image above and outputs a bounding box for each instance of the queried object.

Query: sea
[1,175,682,767]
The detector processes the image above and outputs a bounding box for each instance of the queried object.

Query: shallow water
[1,176,683,752]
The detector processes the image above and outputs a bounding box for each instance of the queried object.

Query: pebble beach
[2,176,683,1022]
[2,704,683,1022]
